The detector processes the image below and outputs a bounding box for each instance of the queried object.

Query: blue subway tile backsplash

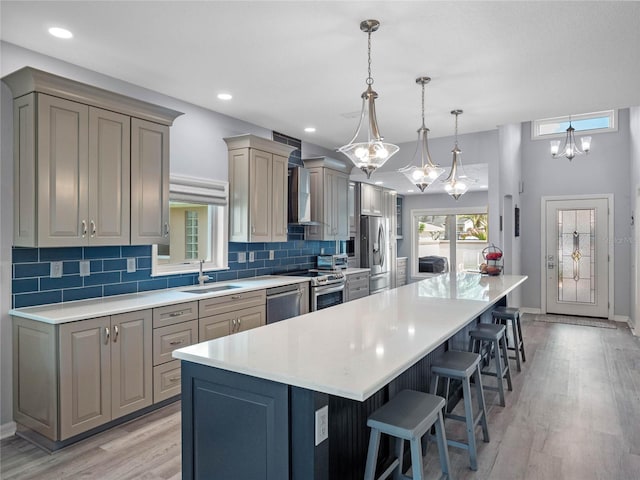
[11,238,337,308]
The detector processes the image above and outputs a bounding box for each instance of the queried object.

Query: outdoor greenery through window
[413,209,488,277]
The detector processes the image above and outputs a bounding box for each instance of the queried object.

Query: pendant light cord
[454,111,459,147]
[366,31,373,86]
[421,82,426,128]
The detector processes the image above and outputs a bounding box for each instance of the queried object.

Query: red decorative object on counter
[481,244,503,275]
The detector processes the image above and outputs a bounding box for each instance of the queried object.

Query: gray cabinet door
[130,118,169,245]
[249,149,273,242]
[59,316,111,440]
[88,108,130,245]
[111,310,153,419]
[37,94,89,247]
[334,170,350,240]
[271,154,288,242]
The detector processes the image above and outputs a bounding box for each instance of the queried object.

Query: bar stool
[492,306,526,371]
[468,323,512,407]
[364,389,452,480]
[430,351,489,471]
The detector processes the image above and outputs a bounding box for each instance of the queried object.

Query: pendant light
[443,109,474,200]
[550,117,591,160]
[399,76,445,192]
[338,19,399,178]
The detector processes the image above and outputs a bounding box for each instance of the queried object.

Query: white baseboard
[520,307,541,315]
[613,314,630,324]
[0,421,16,440]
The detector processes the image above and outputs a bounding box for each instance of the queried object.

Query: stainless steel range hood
[288,166,317,225]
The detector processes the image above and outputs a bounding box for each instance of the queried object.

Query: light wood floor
[2,315,640,480]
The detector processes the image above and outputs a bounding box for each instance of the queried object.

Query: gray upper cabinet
[303,157,351,241]
[224,134,295,243]
[360,183,383,216]
[2,67,182,248]
[130,118,170,245]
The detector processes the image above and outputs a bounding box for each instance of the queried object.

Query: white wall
[630,106,640,330]
[519,109,633,317]
[0,41,335,427]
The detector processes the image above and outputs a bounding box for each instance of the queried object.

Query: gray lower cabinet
[299,281,310,315]
[13,310,153,443]
[345,271,370,302]
[198,289,266,341]
[397,257,408,287]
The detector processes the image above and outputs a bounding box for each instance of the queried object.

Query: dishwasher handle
[267,289,301,300]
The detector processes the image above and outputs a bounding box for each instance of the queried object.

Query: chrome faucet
[198,260,211,286]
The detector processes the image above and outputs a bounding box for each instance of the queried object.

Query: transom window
[532,110,616,139]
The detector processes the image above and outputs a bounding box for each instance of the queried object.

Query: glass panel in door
[557,208,596,304]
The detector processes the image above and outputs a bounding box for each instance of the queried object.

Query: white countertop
[173,273,527,401]
[9,275,310,324]
[344,267,371,275]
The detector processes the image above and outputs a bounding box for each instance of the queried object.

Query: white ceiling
[2,1,639,195]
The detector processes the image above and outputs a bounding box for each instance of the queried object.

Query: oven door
[311,284,345,311]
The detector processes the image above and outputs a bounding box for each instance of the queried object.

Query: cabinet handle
[168,376,180,383]
[169,311,184,317]
[231,295,241,300]
[81,220,87,238]
[169,340,183,346]
[104,327,110,344]
[251,225,255,234]
[113,325,119,343]
[237,318,242,330]
[164,223,170,237]
[231,318,237,331]
[90,220,96,238]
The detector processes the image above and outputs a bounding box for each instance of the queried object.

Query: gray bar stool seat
[468,323,513,407]
[492,306,526,371]
[430,350,489,471]
[364,389,452,480]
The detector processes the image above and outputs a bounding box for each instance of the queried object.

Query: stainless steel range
[281,269,345,311]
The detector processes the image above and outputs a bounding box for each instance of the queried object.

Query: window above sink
[152,175,229,277]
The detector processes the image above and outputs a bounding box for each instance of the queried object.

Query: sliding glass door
[411,208,488,278]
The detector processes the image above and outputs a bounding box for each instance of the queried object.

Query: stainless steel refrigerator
[360,216,391,294]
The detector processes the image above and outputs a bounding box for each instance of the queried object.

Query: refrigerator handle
[378,222,385,267]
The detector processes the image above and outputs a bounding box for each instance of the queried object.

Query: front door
[544,197,610,318]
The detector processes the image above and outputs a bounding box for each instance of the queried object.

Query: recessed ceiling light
[374,181,383,185]
[217,93,232,100]
[407,189,415,193]
[304,127,316,133]
[48,27,73,39]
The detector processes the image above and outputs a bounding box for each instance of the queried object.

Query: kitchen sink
[183,285,241,294]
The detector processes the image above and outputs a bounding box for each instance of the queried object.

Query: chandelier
[443,109,474,200]
[338,19,399,178]
[550,117,591,160]
[398,77,445,192]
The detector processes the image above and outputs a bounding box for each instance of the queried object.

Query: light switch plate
[79,260,90,277]
[269,250,274,260]
[238,252,246,263]
[315,405,329,446]
[50,261,63,278]
[248,251,255,262]
[126,257,136,273]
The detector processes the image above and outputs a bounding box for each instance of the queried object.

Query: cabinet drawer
[199,289,266,317]
[397,258,408,268]
[347,273,370,284]
[153,360,181,403]
[349,287,370,301]
[397,266,407,277]
[153,301,198,328]
[153,320,198,366]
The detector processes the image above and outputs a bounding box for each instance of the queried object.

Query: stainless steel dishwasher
[266,283,302,324]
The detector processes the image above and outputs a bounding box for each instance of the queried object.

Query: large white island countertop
[173,273,527,402]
